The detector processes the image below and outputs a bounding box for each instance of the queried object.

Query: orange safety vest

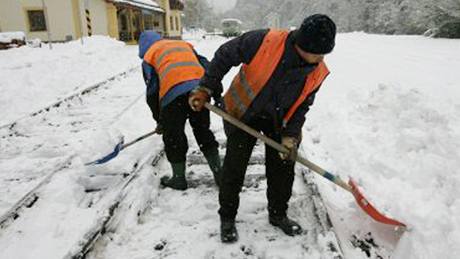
[143,40,205,99]
[223,29,330,127]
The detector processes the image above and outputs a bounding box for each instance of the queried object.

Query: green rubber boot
[160,162,187,190]
[204,148,222,187]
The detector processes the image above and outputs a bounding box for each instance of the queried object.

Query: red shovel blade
[349,178,406,227]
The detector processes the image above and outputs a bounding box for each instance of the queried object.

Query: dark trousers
[161,94,218,163]
[146,93,160,122]
[218,117,296,220]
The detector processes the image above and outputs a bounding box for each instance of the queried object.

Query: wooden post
[84,0,92,36]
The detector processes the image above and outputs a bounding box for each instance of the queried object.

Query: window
[120,14,128,30]
[143,14,153,30]
[175,16,179,31]
[153,15,160,27]
[170,16,174,31]
[27,10,47,32]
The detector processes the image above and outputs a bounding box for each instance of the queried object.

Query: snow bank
[304,32,460,258]
[0,36,139,125]
[0,31,25,43]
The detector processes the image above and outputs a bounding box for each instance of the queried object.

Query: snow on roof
[0,31,26,43]
[112,0,164,12]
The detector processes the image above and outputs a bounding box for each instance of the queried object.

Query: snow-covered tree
[222,0,460,38]
[429,0,460,37]
[182,0,219,31]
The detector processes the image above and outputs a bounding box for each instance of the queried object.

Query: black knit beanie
[295,14,336,54]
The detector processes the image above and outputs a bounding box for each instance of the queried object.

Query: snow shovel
[85,129,159,166]
[204,102,406,228]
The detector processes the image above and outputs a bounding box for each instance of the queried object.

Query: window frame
[25,8,47,32]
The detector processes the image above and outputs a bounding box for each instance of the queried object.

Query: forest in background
[183,0,460,38]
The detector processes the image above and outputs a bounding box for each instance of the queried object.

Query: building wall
[45,0,75,41]
[156,0,182,39]
[154,12,165,35]
[77,0,109,37]
[106,3,119,39]
[0,0,110,42]
[0,0,173,42]
[156,0,170,35]
[0,0,76,41]
[0,1,25,33]
[169,10,182,38]
[71,0,83,38]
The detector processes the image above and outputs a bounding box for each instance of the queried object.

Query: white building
[0,0,184,43]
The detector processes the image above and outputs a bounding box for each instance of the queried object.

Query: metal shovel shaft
[85,129,158,166]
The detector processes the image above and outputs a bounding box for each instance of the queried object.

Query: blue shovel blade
[85,140,125,166]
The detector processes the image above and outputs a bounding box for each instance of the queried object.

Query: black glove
[199,76,223,100]
[155,123,164,135]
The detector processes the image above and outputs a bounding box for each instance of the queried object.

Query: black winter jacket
[201,29,322,139]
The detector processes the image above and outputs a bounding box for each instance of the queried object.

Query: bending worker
[189,14,336,242]
[139,31,221,190]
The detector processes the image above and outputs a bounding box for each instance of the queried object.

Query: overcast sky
[207,0,237,12]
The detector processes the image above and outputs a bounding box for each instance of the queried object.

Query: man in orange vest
[189,14,336,242]
[139,31,221,190]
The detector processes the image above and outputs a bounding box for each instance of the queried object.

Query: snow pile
[304,33,460,258]
[0,36,139,126]
[0,31,25,43]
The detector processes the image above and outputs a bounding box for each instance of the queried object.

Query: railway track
[0,155,75,229]
[64,150,165,259]
[0,67,347,258]
[0,120,345,258]
[2,117,344,259]
[80,133,344,259]
[0,66,139,132]
[0,148,161,258]
[0,65,145,217]
[0,66,159,259]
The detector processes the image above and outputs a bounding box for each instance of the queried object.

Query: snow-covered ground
[0,32,459,259]
[307,33,460,259]
[0,36,139,126]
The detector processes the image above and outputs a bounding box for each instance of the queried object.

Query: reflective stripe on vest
[282,61,329,127]
[159,61,202,81]
[144,40,205,99]
[223,29,330,127]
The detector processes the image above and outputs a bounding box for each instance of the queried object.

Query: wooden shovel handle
[204,102,352,193]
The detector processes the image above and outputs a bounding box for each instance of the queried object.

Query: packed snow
[0,32,459,259]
